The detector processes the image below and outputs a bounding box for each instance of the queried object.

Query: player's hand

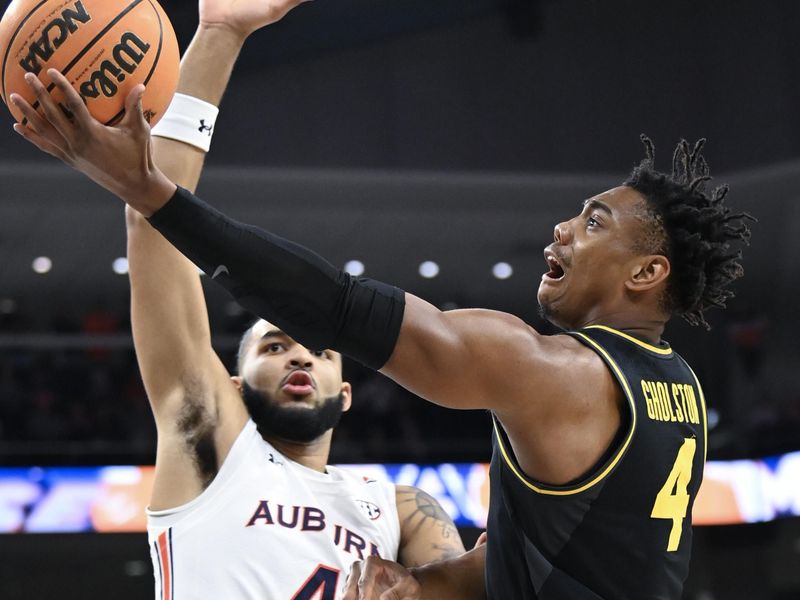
[11,69,175,215]
[343,556,422,600]
[199,0,313,39]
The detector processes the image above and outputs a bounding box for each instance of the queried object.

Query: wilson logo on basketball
[18,1,92,75]
[78,31,150,101]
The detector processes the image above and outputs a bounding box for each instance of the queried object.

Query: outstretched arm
[128,0,312,409]
[9,0,312,509]
[10,21,563,419]
[132,2,313,509]
[128,24,242,423]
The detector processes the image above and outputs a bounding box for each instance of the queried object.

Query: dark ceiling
[2,0,800,172]
[0,0,798,340]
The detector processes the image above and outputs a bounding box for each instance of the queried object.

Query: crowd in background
[0,304,797,466]
[0,304,492,466]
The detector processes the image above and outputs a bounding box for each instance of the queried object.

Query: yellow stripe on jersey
[685,363,708,463]
[493,332,637,496]
[584,325,673,356]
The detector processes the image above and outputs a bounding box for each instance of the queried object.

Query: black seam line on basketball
[104,0,163,126]
[1,0,51,105]
[20,0,145,125]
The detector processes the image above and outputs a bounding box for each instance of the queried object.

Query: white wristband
[150,93,220,152]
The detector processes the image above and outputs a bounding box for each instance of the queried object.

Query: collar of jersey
[584,324,673,356]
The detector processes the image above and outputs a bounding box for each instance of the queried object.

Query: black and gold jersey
[485,325,707,600]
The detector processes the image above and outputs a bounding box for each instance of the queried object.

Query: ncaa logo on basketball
[354,500,382,521]
[18,1,92,75]
[1,0,180,128]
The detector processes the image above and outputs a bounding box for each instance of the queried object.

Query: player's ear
[340,382,353,412]
[231,375,243,393]
[625,255,670,293]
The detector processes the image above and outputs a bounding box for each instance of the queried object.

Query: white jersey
[147,419,400,600]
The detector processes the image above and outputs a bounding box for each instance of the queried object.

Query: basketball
[0,0,179,127]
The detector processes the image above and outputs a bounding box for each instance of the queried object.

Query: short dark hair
[236,321,259,375]
[623,135,755,329]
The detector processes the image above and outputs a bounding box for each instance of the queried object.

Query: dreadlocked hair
[623,135,755,330]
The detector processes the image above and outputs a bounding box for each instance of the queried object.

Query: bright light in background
[492,262,513,279]
[419,261,440,279]
[344,260,365,276]
[32,257,52,274]
[707,408,720,430]
[112,258,129,275]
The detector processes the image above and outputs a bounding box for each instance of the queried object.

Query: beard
[241,381,345,444]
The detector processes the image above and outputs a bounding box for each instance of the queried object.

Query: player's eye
[312,350,329,358]
[265,342,284,353]
[587,215,600,228]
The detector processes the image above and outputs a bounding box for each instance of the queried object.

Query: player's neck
[579,311,667,344]
[267,435,333,473]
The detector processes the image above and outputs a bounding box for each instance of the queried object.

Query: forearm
[146,186,405,369]
[123,25,247,215]
[410,545,486,600]
[135,25,245,207]
[144,25,245,190]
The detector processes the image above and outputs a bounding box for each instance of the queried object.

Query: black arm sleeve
[147,186,405,370]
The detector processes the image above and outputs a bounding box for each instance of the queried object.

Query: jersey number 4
[291,564,340,600]
[650,437,696,552]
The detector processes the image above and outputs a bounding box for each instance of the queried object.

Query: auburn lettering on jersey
[147,419,400,600]
[245,500,383,559]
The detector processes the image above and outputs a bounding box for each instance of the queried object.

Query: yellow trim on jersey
[685,364,708,463]
[493,332,637,496]
[584,325,673,356]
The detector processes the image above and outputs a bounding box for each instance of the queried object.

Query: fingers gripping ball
[0,0,179,127]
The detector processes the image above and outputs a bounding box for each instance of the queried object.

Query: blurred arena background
[1,1,799,598]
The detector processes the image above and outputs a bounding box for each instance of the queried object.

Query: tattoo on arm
[398,488,464,564]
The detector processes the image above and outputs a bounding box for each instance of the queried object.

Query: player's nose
[553,221,572,245]
[287,346,314,369]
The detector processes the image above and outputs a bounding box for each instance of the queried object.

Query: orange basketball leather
[1,0,179,126]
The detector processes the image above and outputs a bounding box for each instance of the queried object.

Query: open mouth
[543,250,566,280]
[281,370,316,397]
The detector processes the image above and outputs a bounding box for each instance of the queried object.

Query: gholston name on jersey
[19,1,92,75]
[640,379,701,425]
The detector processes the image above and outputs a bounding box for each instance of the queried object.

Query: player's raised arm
[126,26,234,420]
[11,65,566,416]
[130,3,312,420]
[8,0,312,510]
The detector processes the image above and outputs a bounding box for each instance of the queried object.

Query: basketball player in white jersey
[121,1,464,597]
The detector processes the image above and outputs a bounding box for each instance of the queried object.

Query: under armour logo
[212,265,229,279]
[199,119,214,135]
[268,453,283,466]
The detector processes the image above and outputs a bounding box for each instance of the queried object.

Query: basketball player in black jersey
[13,35,752,598]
